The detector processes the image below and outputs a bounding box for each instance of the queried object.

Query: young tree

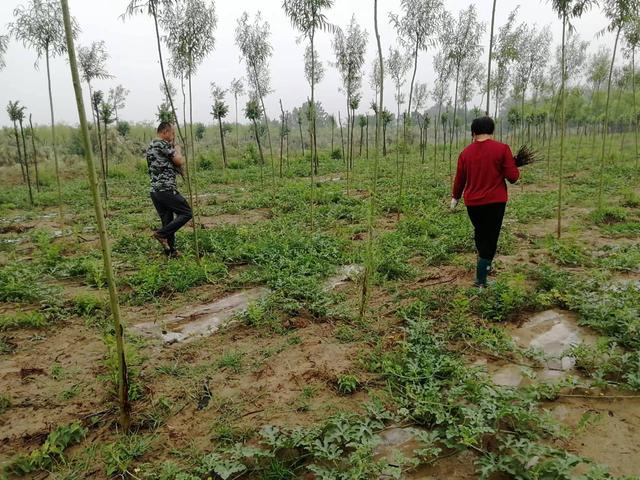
[78,41,112,120]
[597,0,640,209]
[162,0,216,168]
[304,43,325,168]
[360,0,385,320]
[7,100,33,205]
[28,114,41,191]
[512,24,552,145]
[245,98,265,186]
[279,99,289,175]
[440,5,485,175]
[235,12,275,177]
[61,0,130,430]
[431,51,452,175]
[99,100,115,177]
[389,0,443,133]
[108,84,130,123]
[210,83,229,169]
[92,90,108,201]
[229,77,244,148]
[332,15,368,172]
[282,0,335,176]
[486,0,497,115]
[550,0,596,239]
[623,14,640,170]
[491,9,520,122]
[9,0,79,221]
[413,82,429,163]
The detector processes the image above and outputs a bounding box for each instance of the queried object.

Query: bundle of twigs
[514,145,542,167]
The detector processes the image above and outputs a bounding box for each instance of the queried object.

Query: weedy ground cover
[0,134,639,478]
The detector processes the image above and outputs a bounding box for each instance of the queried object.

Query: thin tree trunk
[359,122,364,157]
[93,100,108,202]
[217,116,227,169]
[310,30,319,176]
[13,121,32,205]
[279,99,285,178]
[339,111,346,162]
[61,0,130,431]
[633,47,638,172]
[449,66,461,177]
[188,68,200,226]
[557,15,566,239]
[361,0,384,320]
[253,118,265,188]
[597,27,621,210]
[298,120,305,157]
[486,0,497,115]
[46,49,63,221]
[28,114,40,192]
[235,93,240,149]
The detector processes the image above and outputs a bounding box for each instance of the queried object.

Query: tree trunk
[253,118,265,188]
[279,99,285,178]
[13,121,31,205]
[235,93,240,149]
[449,66,461,177]
[298,120,305,157]
[310,30,319,176]
[218,116,227,169]
[633,47,638,172]
[557,15,566,239]
[19,120,34,206]
[28,114,40,192]
[597,27,621,210]
[93,101,108,202]
[339,111,346,161]
[359,122,364,157]
[61,0,130,431]
[46,49,63,221]
[486,0,497,115]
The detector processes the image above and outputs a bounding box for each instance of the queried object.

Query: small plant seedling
[336,374,359,394]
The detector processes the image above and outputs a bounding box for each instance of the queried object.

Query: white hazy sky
[0,0,617,127]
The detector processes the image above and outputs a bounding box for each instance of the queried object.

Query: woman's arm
[502,144,520,184]
[452,153,466,200]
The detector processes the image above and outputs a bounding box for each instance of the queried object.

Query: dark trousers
[466,202,506,261]
[150,190,192,251]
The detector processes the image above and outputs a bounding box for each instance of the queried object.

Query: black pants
[150,190,192,251]
[466,202,506,261]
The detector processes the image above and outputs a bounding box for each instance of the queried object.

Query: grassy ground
[0,133,639,479]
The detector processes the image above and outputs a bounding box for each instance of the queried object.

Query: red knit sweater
[452,139,520,206]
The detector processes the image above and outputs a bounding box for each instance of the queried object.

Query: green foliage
[126,256,227,304]
[5,422,87,476]
[0,263,53,303]
[336,374,359,394]
[0,394,11,414]
[217,350,244,373]
[0,311,47,331]
[474,275,534,322]
[103,434,154,477]
[331,147,342,160]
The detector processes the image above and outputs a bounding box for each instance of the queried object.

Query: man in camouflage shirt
[147,122,192,257]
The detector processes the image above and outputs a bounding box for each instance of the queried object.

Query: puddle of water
[480,310,598,387]
[511,309,597,370]
[374,427,422,462]
[134,265,363,344]
[323,264,363,291]
[132,287,271,344]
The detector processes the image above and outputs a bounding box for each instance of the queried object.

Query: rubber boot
[474,257,492,287]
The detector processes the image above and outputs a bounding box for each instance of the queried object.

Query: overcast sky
[0,0,617,128]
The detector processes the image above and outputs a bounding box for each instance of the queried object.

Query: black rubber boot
[474,257,492,287]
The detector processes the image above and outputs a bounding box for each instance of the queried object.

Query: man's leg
[151,192,173,252]
[155,191,193,248]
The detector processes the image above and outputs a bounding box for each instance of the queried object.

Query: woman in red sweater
[451,116,520,287]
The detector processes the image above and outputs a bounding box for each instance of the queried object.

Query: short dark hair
[471,116,495,136]
[157,121,173,134]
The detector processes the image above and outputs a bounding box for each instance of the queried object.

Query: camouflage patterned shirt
[146,139,179,193]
